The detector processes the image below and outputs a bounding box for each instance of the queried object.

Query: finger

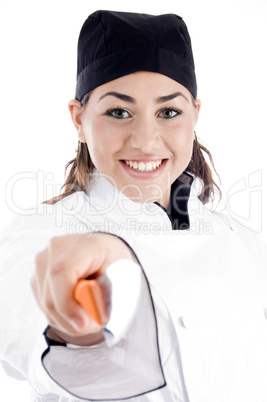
[35,238,100,335]
[33,248,75,331]
[46,237,101,329]
[31,249,49,310]
[47,267,95,333]
[46,233,128,330]
[32,250,61,328]
[40,261,100,335]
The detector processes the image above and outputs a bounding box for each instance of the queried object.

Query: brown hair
[43,94,221,205]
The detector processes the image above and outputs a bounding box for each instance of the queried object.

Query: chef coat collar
[87,169,198,232]
[155,172,193,230]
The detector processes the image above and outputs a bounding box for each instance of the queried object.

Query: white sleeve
[0,208,167,400]
[0,208,74,395]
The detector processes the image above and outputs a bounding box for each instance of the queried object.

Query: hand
[31,232,136,344]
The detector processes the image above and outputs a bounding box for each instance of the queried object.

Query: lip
[120,158,168,180]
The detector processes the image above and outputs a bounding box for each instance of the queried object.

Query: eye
[105,108,131,119]
[158,108,181,119]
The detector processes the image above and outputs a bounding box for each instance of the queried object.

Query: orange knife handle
[74,279,104,326]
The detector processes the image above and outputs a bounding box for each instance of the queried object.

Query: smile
[124,160,162,172]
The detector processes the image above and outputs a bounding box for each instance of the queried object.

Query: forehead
[90,71,192,100]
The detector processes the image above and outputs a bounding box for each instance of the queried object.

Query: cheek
[83,120,127,170]
[83,121,110,159]
[167,123,195,158]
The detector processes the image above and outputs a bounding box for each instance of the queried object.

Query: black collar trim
[155,172,194,230]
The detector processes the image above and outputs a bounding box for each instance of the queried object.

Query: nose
[128,117,160,152]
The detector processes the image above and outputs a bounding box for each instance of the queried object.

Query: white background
[0,0,266,400]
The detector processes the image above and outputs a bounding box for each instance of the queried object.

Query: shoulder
[211,207,267,250]
[1,191,90,239]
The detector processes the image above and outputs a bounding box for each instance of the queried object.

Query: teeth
[139,162,145,172]
[146,162,152,171]
[125,160,162,172]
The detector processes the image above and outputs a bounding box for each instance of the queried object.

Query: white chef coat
[1,170,267,402]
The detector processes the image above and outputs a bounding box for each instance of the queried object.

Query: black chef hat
[75,10,197,101]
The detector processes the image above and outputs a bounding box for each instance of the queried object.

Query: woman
[1,10,267,402]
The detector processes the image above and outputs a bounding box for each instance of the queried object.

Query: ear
[193,98,201,125]
[68,99,86,143]
[194,98,201,114]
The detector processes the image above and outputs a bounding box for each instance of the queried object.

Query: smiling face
[69,71,201,208]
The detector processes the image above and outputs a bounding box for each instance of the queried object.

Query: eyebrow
[156,92,189,104]
[98,91,136,104]
[97,91,189,104]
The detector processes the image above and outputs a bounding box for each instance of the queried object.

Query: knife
[74,259,142,347]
